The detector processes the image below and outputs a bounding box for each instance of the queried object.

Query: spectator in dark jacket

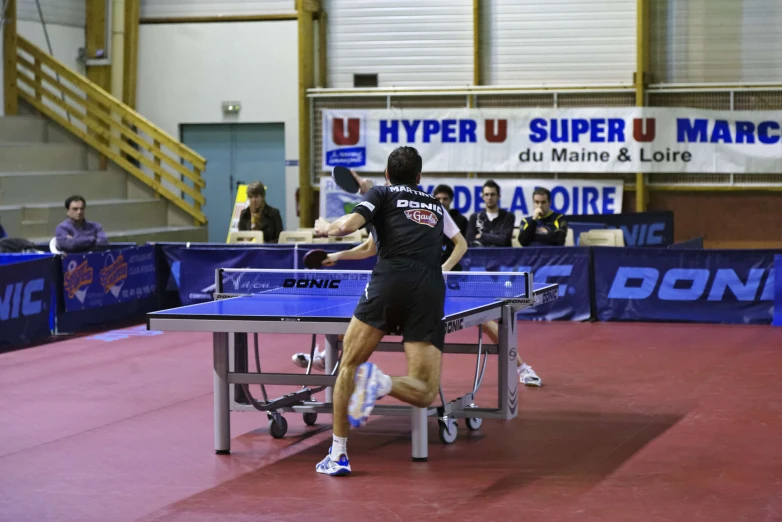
[434,184,469,271]
[238,181,283,243]
[518,187,568,247]
[465,180,515,247]
[55,195,108,253]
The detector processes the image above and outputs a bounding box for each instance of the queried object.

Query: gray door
[181,123,286,242]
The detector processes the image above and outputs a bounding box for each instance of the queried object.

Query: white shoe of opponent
[518,363,542,387]
[292,345,326,371]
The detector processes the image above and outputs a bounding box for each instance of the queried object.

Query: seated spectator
[465,180,515,247]
[433,184,468,234]
[434,184,468,271]
[518,187,568,247]
[238,181,283,243]
[55,195,108,253]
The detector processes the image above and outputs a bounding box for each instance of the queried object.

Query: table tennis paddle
[303,249,329,269]
[332,166,360,194]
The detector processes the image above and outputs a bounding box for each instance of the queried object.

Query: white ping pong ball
[505,281,512,288]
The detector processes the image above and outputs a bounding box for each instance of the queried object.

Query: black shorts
[353,258,446,351]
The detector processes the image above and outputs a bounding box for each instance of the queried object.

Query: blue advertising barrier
[774,255,782,327]
[0,257,55,349]
[594,247,777,324]
[461,247,592,321]
[62,245,157,312]
[0,253,52,266]
[179,247,296,304]
[669,237,704,249]
[566,211,674,246]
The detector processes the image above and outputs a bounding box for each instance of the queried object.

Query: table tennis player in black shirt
[312,146,451,476]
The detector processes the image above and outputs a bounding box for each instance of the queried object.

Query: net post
[525,271,534,300]
[215,268,223,296]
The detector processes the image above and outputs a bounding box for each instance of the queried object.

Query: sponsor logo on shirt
[404,209,438,228]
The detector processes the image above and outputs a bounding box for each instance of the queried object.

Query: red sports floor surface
[1,321,781,522]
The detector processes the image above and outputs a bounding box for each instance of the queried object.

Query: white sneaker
[315,447,351,476]
[348,362,388,428]
[292,345,326,371]
[518,364,542,387]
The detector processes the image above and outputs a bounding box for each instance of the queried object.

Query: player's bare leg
[481,321,542,387]
[387,342,442,408]
[316,316,383,476]
[335,319,384,436]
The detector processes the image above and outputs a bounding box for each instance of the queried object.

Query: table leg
[498,305,519,420]
[214,332,231,454]
[411,406,428,462]
[324,334,338,403]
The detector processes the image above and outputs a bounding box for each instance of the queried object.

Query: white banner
[319,177,624,222]
[322,107,782,173]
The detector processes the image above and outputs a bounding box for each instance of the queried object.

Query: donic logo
[404,209,438,228]
[444,318,464,333]
[608,267,774,301]
[0,279,45,320]
[283,279,341,289]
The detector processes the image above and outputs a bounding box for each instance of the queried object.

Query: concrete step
[0,170,128,206]
[0,143,87,171]
[0,116,47,143]
[20,220,49,239]
[7,198,168,238]
[27,225,208,247]
[103,225,208,245]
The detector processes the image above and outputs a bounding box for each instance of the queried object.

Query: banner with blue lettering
[320,177,623,222]
[0,257,54,348]
[179,247,295,304]
[594,248,776,324]
[323,108,782,174]
[461,247,591,321]
[567,211,674,246]
[62,245,157,312]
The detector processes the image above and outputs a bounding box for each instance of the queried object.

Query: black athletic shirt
[351,184,446,270]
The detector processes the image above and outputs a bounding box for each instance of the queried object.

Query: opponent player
[312,146,455,476]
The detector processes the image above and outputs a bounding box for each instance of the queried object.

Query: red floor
[1,321,781,522]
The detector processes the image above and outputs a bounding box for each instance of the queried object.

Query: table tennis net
[217,269,531,299]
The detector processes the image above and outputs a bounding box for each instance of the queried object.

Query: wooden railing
[13,36,207,225]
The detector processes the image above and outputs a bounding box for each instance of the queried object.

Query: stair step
[0,116,47,143]
[0,170,128,205]
[5,198,167,236]
[28,225,208,245]
[0,143,86,171]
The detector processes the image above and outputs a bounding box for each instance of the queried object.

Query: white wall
[136,21,299,229]
[0,21,85,116]
[482,0,635,87]
[141,0,295,18]
[323,0,474,88]
[650,0,782,84]
[18,0,85,27]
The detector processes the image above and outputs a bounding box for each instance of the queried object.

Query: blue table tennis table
[147,268,559,461]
